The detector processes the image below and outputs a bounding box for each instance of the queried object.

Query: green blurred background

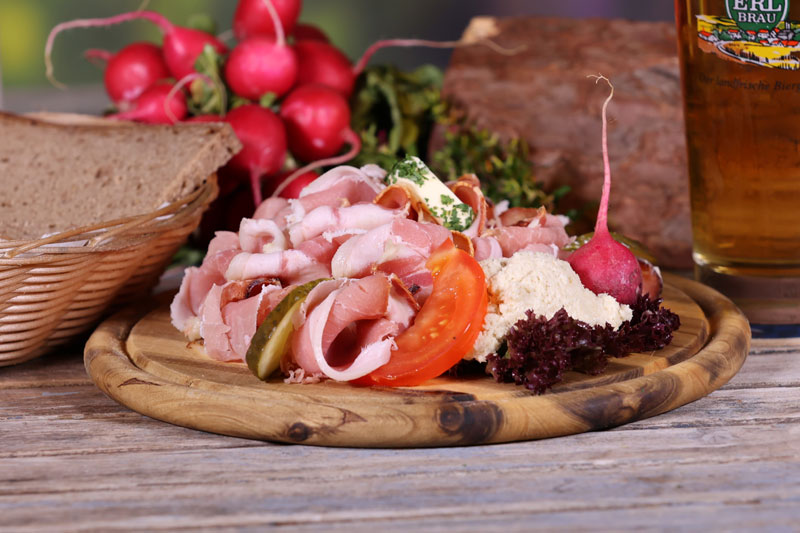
[0,0,674,111]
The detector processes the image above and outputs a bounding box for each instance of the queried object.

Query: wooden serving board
[84,275,750,448]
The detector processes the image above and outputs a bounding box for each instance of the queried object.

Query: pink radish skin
[225,37,298,100]
[107,83,187,124]
[293,40,354,97]
[292,23,329,43]
[224,104,288,207]
[225,0,298,100]
[279,84,355,162]
[45,10,227,86]
[273,85,361,197]
[96,42,169,104]
[233,0,302,41]
[567,77,642,306]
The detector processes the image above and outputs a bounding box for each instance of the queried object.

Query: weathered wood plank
[1,422,798,531]
[722,350,800,389]
[0,343,90,389]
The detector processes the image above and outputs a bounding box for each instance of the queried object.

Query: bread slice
[0,112,242,241]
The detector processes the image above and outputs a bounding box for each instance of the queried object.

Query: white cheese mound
[467,251,633,362]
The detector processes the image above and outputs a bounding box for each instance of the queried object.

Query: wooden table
[2,334,799,531]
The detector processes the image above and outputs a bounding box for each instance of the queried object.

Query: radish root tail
[353,38,525,75]
[587,74,614,236]
[45,11,173,90]
[271,129,362,198]
[261,0,285,47]
[83,48,113,66]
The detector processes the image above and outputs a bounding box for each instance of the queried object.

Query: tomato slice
[360,239,488,387]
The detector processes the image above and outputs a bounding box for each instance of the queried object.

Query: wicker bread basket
[0,176,217,366]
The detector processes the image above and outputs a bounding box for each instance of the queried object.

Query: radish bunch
[46,0,507,208]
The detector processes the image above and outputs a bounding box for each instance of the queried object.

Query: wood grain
[0,333,796,531]
[82,278,748,447]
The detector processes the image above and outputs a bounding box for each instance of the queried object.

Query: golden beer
[676,0,800,323]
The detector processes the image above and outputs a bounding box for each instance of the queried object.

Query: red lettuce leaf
[486,295,680,394]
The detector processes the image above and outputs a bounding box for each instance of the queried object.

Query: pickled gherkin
[246,279,329,380]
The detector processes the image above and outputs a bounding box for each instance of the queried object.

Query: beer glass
[676,0,800,324]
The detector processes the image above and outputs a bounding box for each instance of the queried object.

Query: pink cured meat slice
[331,218,449,303]
[252,197,290,221]
[225,249,331,285]
[286,204,404,247]
[298,165,384,206]
[486,221,570,258]
[200,282,286,362]
[473,236,503,261]
[170,233,241,334]
[238,218,288,253]
[448,175,487,238]
[291,274,415,381]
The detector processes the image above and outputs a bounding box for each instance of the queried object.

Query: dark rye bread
[0,112,241,241]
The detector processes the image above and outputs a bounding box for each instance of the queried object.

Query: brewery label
[697,1,800,69]
[727,0,789,32]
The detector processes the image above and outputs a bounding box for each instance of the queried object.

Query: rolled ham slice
[330,218,450,303]
[290,274,416,382]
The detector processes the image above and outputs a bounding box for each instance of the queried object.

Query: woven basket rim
[0,177,217,260]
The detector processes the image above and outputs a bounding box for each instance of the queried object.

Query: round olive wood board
[84,275,750,448]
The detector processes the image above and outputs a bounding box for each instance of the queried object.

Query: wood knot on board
[286,422,311,442]
[436,396,503,445]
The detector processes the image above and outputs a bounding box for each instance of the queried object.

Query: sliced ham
[221,284,280,359]
[290,274,415,381]
[238,218,288,253]
[297,165,384,210]
[252,197,290,221]
[287,204,405,247]
[331,219,450,303]
[448,174,487,238]
[473,236,504,262]
[225,249,331,285]
[170,233,242,336]
[295,233,356,266]
[200,281,285,362]
[484,213,570,258]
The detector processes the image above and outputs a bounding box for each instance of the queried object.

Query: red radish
[107,82,187,124]
[45,10,227,87]
[90,42,170,104]
[293,40,354,97]
[269,170,319,198]
[233,0,302,41]
[224,104,288,207]
[292,23,329,43]
[567,76,642,305]
[225,0,298,100]
[279,84,355,161]
[273,85,361,198]
[224,38,298,100]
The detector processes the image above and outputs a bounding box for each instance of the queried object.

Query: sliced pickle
[245,278,328,380]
